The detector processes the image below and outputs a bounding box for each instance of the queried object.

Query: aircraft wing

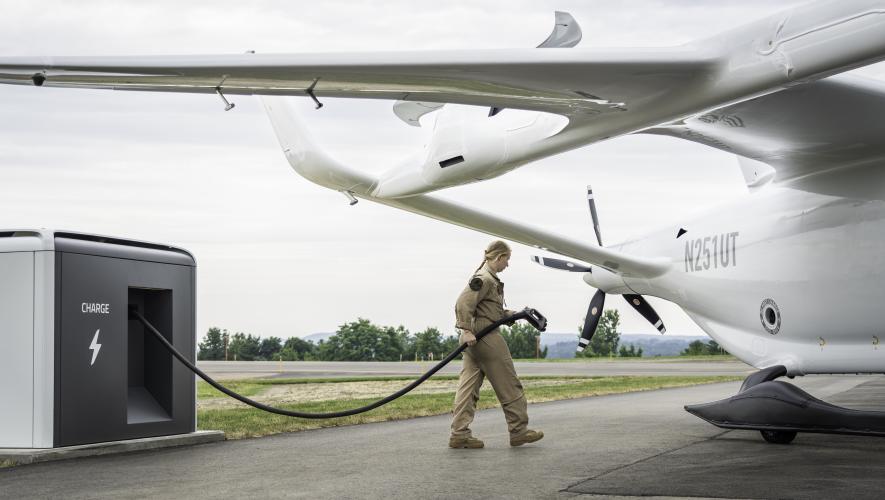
[0,49,710,117]
[2,1,885,146]
[0,48,718,139]
[644,74,885,184]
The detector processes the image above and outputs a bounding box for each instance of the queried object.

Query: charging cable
[129,306,546,419]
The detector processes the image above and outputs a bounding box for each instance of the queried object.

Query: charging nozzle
[523,307,547,332]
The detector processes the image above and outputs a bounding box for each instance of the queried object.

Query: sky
[1,1,884,342]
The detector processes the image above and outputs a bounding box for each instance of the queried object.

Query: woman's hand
[459,329,477,346]
[504,309,520,326]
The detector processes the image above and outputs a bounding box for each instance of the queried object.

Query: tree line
[197,328,317,361]
[198,319,547,361]
[198,309,729,362]
[681,339,730,356]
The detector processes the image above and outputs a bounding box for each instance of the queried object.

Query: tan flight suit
[450,262,529,438]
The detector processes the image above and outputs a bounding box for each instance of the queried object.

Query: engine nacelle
[583,266,632,295]
[372,105,567,198]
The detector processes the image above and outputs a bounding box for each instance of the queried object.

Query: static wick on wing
[215,75,235,111]
[341,191,358,206]
[306,77,323,109]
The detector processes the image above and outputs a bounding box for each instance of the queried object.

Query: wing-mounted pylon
[261,96,670,279]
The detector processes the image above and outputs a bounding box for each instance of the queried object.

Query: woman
[449,240,544,448]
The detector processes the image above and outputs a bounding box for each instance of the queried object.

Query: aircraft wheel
[760,430,797,444]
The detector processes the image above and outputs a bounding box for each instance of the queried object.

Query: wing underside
[645,74,885,184]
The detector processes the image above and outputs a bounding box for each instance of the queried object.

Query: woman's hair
[475,240,511,271]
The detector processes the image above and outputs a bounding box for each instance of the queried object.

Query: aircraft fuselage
[619,162,885,375]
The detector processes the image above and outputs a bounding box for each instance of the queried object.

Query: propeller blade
[623,294,667,334]
[578,289,606,352]
[531,255,592,273]
[587,185,603,246]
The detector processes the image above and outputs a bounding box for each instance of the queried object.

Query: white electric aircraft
[2,1,885,443]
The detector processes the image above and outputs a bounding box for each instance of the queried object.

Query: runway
[199,358,753,380]
[2,375,884,499]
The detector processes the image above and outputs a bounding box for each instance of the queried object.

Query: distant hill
[539,333,580,348]
[303,332,334,343]
[618,334,711,357]
[541,333,711,358]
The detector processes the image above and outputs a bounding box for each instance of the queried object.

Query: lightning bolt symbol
[89,329,102,366]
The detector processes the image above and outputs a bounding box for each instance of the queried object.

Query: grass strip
[198,375,740,439]
[197,375,466,399]
[197,373,734,399]
[513,355,738,362]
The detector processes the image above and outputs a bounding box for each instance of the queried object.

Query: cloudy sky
[2,1,883,342]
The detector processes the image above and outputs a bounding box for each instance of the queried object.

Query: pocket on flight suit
[479,332,524,405]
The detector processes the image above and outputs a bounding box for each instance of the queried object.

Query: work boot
[510,429,544,447]
[449,435,484,449]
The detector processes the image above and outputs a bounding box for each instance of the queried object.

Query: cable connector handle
[523,307,548,332]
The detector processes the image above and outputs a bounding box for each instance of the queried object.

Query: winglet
[537,11,582,48]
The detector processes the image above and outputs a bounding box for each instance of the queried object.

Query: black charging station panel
[54,234,195,447]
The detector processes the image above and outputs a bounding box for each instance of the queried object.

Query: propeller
[587,186,603,246]
[578,290,606,352]
[532,185,667,353]
[623,294,666,334]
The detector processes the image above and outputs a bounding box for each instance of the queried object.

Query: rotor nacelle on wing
[372,105,568,198]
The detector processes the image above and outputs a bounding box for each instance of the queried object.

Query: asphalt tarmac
[3,375,884,499]
[199,358,754,380]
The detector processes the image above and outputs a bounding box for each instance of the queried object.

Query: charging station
[0,230,197,449]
